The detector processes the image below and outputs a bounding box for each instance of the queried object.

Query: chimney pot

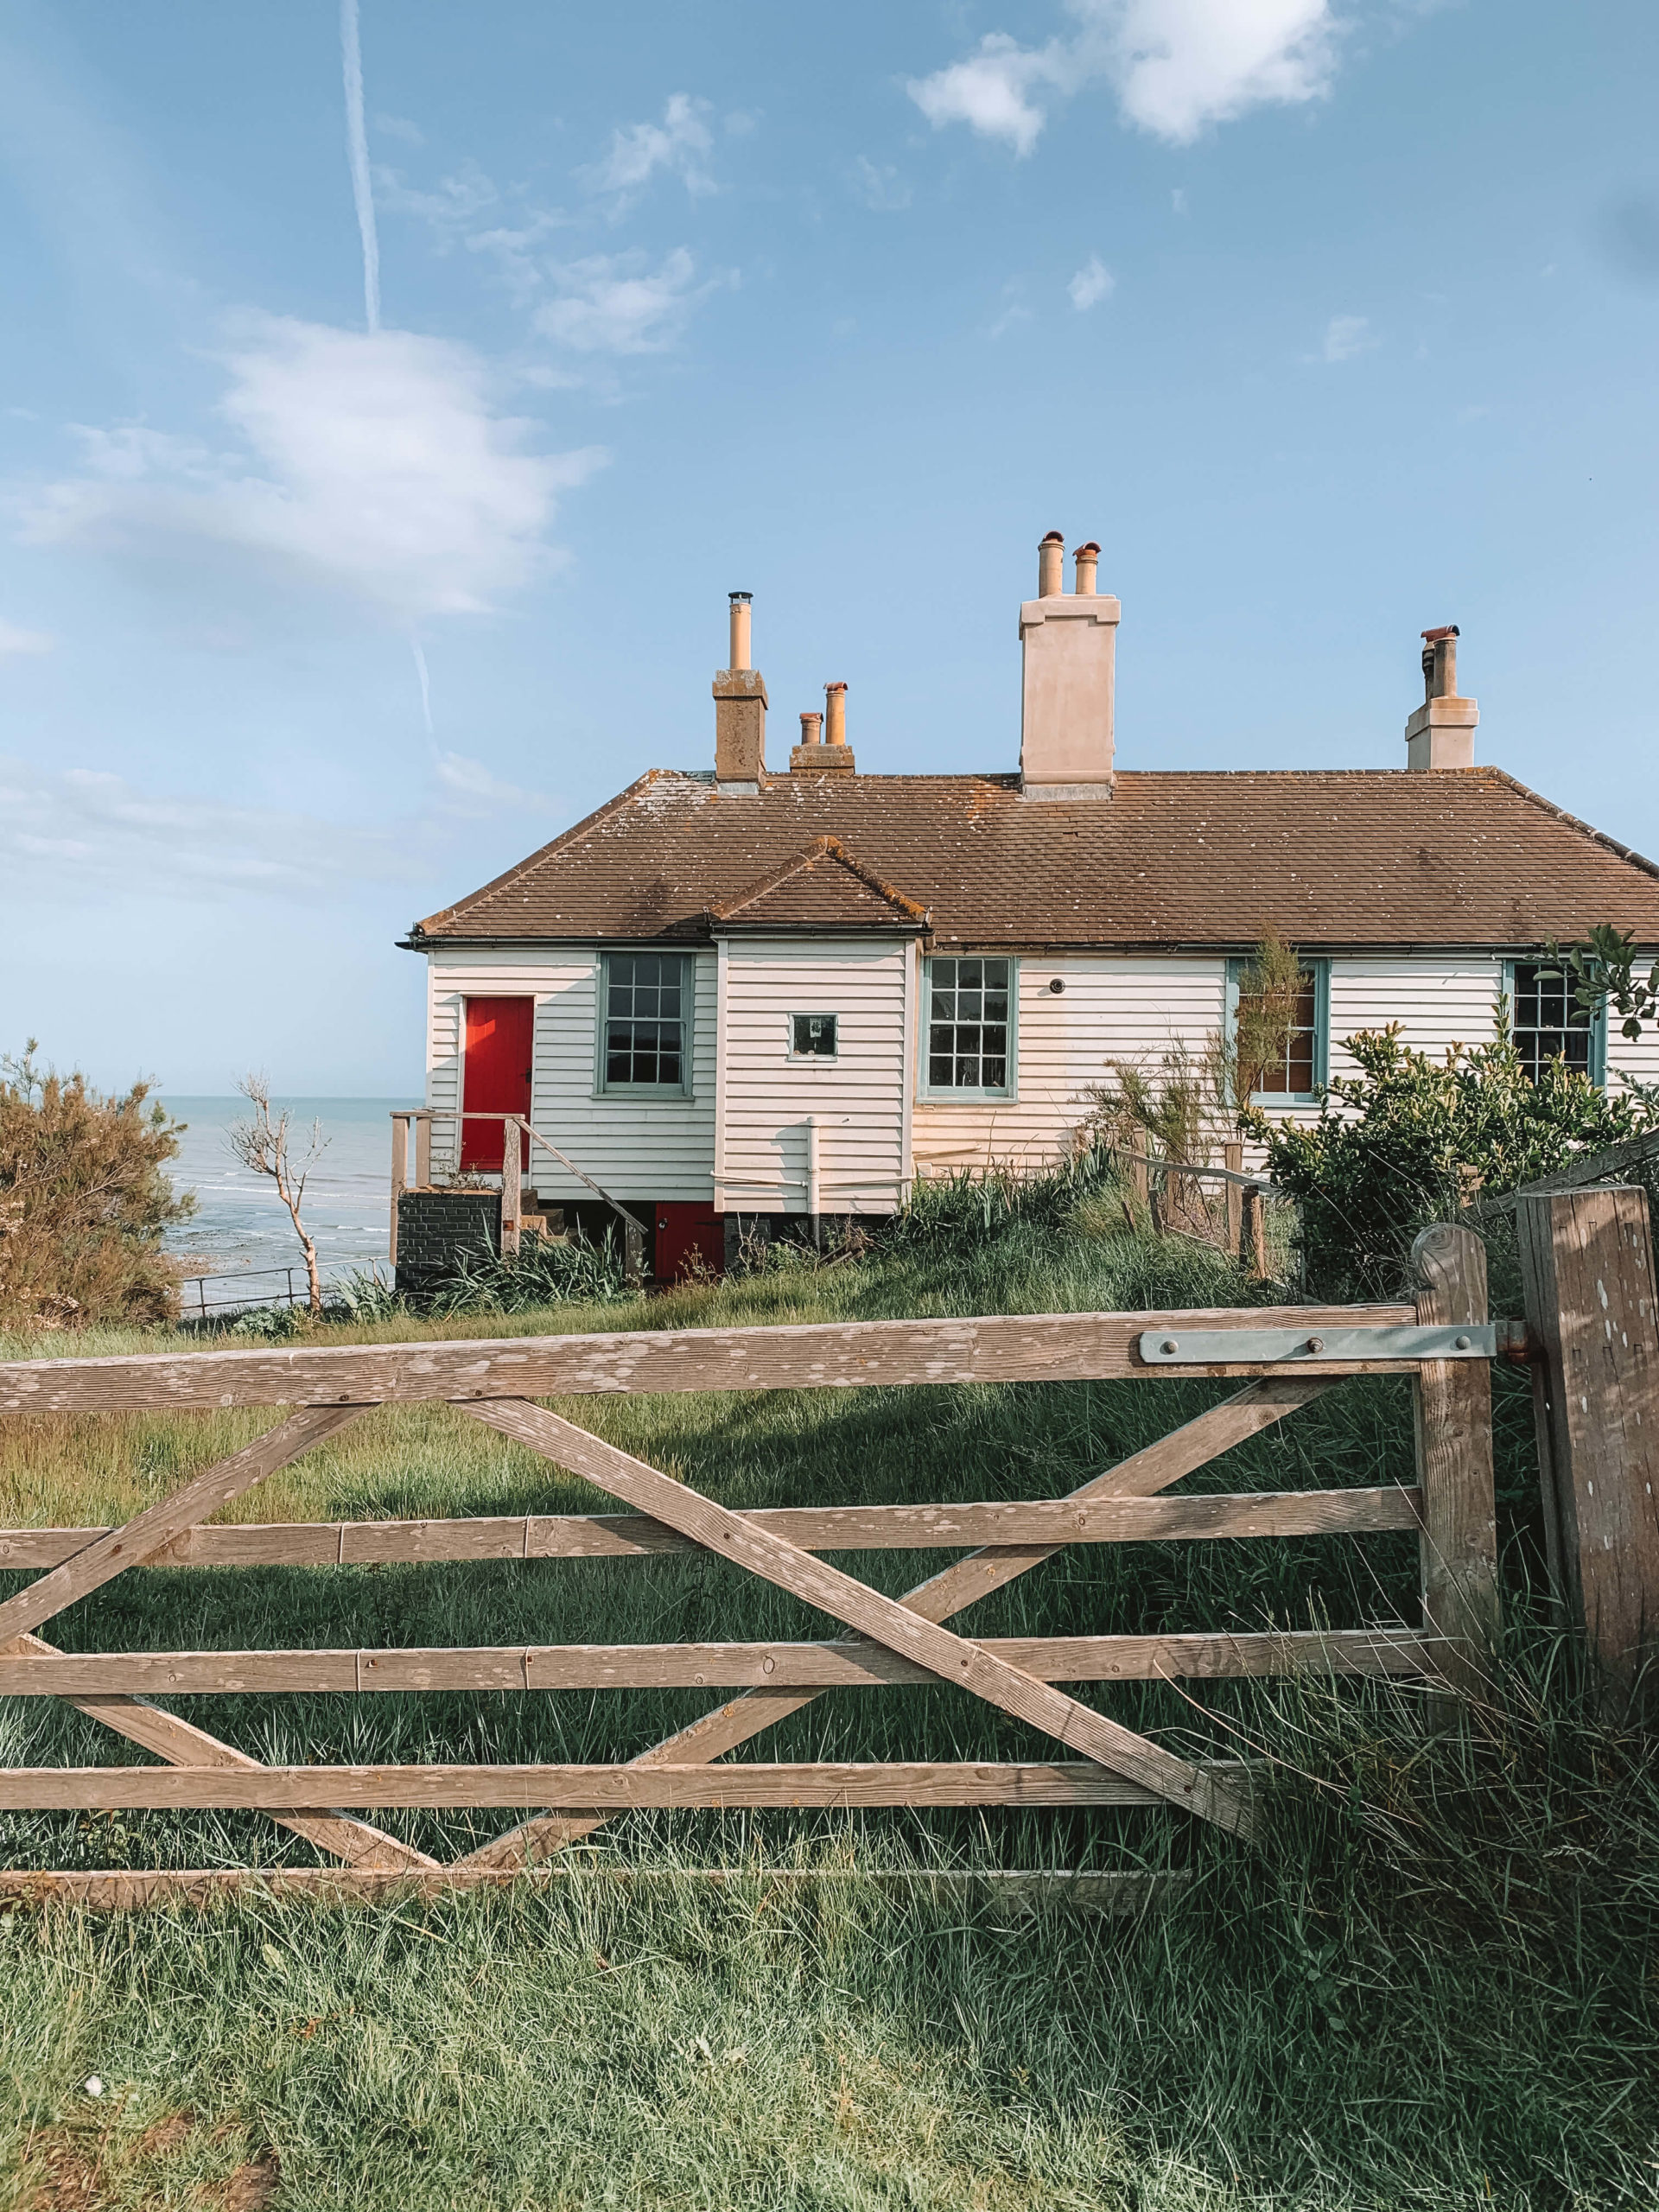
[728,590,753,672]
[1037,531,1065,599]
[1405,624,1476,771]
[1073,541,1100,597]
[799,711,823,745]
[824,682,848,747]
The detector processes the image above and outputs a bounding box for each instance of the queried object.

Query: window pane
[1240,968,1319,1097]
[1511,963,1591,1084]
[925,957,1013,1092]
[605,957,685,1087]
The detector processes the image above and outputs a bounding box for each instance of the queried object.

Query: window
[1224,957,1328,1103]
[599,952,690,1093]
[791,1014,838,1058]
[924,957,1016,1097]
[1506,960,1602,1085]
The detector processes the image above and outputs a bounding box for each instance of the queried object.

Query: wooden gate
[0,1224,1514,1901]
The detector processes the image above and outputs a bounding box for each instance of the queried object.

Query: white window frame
[788,1012,840,1061]
[1224,956,1330,1106]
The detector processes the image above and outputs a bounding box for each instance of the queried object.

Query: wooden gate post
[1410,1224,1499,1693]
[500,1120,523,1257]
[1516,1185,1659,1696]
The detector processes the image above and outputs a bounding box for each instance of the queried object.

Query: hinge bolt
[1454,1334,1471,1351]
[1306,1336,1325,1354]
[1160,1338,1179,1355]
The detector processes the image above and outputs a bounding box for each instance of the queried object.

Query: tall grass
[0,1208,1653,2207]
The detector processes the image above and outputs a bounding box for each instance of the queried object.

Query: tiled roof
[708,837,930,931]
[411,767,1659,951]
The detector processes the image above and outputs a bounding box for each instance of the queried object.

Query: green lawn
[1,1223,1654,2209]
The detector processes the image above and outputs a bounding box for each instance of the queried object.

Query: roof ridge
[708,835,929,925]
[1484,767,1659,887]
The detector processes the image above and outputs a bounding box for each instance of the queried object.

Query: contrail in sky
[340,0,381,332]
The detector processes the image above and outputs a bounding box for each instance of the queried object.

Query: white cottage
[401,535,1659,1280]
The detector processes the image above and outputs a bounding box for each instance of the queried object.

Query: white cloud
[988,281,1033,339]
[22,315,607,621]
[0,753,556,901]
[1068,255,1115,309]
[0,620,53,658]
[852,156,912,212]
[373,111,425,146]
[433,750,549,813]
[1320,312,1375,362]
[534,249,728,355]
[582,94,715,203]
[910,0,1338,153]
[908,34,1063,157]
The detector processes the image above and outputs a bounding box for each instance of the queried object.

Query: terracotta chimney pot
[1037,531,1065,599]
[1073,541,1100,596]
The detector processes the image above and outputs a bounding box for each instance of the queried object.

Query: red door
[654,1203,725,1282]
[461,998,534,1171]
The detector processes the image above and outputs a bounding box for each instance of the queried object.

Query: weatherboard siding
[912,957,1227,1178]
[717,938,910,1214]
[425,947,716,1203]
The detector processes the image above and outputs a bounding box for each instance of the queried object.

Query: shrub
[0,1043,192,1328]
[1245,1023,1658,1300]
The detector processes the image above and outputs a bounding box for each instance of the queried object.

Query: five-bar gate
[0,1224,1516,1897]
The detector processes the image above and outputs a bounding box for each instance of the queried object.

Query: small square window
[791,1014,837,1058]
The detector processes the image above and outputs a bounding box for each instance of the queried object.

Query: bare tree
[228,1075,328,1315]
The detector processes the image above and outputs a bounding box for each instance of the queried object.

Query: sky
[0,0,1655,1094]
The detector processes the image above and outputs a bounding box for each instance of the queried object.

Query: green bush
[0,1042,192,1328]
[1246,1024,1657,1301]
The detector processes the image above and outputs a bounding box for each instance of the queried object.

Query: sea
[159,1097,420,1310]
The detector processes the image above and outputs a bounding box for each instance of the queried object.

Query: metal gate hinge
[1137,1324,1501,1366]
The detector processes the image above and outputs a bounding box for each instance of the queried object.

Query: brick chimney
[715,590,767,791]
[1019,534,1119,799]
[1404,624,1478,771]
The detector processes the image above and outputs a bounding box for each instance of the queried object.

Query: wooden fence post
[500,1120,522,1257]
[414,1111,433,1191]
[1224,1141,1243,1255]
[389,1116,406,1268]
[1410,1223,1499,1693]
[1516,1185,1659,1697]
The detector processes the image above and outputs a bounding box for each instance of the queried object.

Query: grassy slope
[1,1224,1655,2209]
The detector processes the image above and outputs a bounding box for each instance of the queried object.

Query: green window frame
[1503,959,1605,1087]
[1224,957,1329,1105]
[920,956,1018,1101]
[596,950,693,1096]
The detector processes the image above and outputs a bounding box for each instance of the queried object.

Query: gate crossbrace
[458,1395,1315,1839]
[459,1373,1335,1870]
[0,1402,435,1876]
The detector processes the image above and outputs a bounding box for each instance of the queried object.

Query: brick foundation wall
[395,1191,501,1294]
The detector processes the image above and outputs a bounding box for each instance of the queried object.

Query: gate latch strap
[1137,1324,1500,1365]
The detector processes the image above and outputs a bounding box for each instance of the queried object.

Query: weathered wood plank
[0,1405,369,1646]
[0,1304,1421,1414]
[1410,1225,1499,1693]
[0,1483,1421,1572]
[3,1632,437,1874]
[0,1627,1433,1698]
[465,1399,1251,1832]
[457,1374,1338,1870]
[0,1866,1186,1913]
[1516,1185,1659,1692]
[0,1760,1249,1812]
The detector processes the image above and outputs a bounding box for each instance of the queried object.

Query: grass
[0,1202,1655,2209]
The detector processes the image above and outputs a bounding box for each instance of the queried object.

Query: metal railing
[175,1267,303,1320]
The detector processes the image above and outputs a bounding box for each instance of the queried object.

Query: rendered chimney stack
[714,589,767,791]
[1404,623,1478,771]
[1018,531,1120,800]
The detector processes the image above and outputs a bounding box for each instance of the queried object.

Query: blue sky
[1,0,1655,1093]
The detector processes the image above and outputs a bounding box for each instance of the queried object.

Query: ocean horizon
[160,1096,422,1298]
